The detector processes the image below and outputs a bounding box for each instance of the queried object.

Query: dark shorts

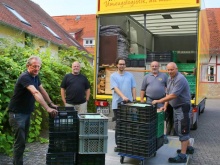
[173,104,192,141]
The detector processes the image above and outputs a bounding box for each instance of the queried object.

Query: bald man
[60,61,90,113]
[140,61,168,108]
[152,62,194,163]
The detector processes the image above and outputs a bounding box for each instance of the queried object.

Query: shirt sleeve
[20,74,34,88]
[141,75,147,91]
[85,77,90,90]
[60,74,67,88]
[110,73,118,90]
[131,74,136,88]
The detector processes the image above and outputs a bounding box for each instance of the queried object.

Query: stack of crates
[46,107,79,165]
[146,51,173,62]
[117,103,157,158]
[127,54,146,67]
[176,63,195,72]
[77,113,108,165]
[185,75,196,94]
[156,111,165,150]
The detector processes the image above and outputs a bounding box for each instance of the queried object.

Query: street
[1,99,220,165]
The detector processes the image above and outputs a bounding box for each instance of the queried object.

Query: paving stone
[1,99,220,165]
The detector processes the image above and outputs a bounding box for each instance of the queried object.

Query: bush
[0,39,94,155]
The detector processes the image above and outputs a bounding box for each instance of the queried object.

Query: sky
[31,0,220,16]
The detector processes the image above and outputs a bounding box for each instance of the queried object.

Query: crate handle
[59,112,67,116]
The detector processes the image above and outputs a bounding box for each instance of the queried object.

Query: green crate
[157,122,164,138]
[177,63,195,72]
[128,54,146,59]
[185,75,196,81]
[185,75,196,85]
[189,84,196,94]
[157,112,164,138]
[157,111,164,123]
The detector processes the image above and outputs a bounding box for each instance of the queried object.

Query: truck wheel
[191,119,198,130]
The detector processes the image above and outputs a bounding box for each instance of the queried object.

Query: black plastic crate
[129,59,145,67]
[117,137,156,158]
[76,154,105,165]
[156,135,164,150]
[116,120,156,140]
[49,109,78,132]
[49,132,79,152]
[117,103,156,123]
[130,59,139,67]
[146,51,172,62]
[46,152,76,165]
[138,59,145,67]
[126,59,131,67]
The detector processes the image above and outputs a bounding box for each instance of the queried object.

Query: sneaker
[114,147,118,152]
[163,135,169,144]
[177,146,194,154]
[168,155,187,163]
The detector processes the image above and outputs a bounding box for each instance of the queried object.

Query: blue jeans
[9,112,31,165]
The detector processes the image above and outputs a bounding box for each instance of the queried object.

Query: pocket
[180,104,190,134]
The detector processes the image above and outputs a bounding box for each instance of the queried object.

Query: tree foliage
[0,38,94,155]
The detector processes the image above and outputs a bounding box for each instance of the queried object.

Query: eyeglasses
[118,63,126,66]
[30,65,41,69]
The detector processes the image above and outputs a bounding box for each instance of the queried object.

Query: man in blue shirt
[152,62,194,163]
[110,57,136,151]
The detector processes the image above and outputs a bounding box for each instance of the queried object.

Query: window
[200,55,220,82]
[83,39,95,47]
[41,23,61,40]
[4,3,31,26]
[70,33,75,38]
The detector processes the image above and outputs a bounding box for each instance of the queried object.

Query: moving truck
[94,0,208,130]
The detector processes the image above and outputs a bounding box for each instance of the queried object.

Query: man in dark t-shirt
[60,61,90,113]
[8,56,58,165]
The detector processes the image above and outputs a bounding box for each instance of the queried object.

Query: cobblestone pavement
[1,99,220,165]
[188,99,220,165]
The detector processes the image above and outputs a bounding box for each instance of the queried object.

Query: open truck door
[94,0,208,130]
